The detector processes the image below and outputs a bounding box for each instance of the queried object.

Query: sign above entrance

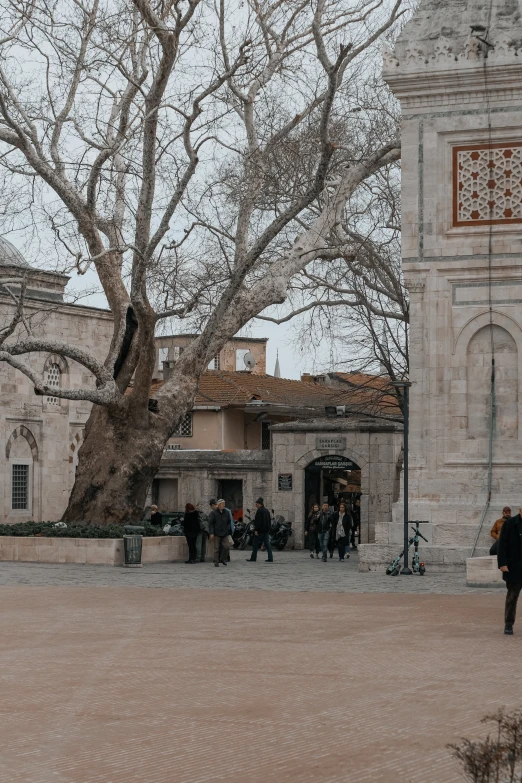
[278,473,293,491]
[313,455,356,470]
[316,436,346,451]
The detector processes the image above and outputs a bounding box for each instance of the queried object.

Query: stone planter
[0,535,188,566]
[466,556,504,588]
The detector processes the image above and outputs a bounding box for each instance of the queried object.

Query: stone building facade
[363,0,522,568]
[270,419,403,547]
[0,240,113,523]
[156,417,403,547]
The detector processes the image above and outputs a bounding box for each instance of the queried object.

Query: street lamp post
[392,379,413,575]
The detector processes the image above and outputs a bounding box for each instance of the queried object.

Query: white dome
[0,237,31,268]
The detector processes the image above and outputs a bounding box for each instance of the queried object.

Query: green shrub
[0,521,164,538]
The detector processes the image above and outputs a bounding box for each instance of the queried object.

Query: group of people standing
[304,499,359,562]
[181,499,235,567]
[175,497,274,567]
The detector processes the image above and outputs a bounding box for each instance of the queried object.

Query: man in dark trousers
[497,507,522,634]
[209,498,232,567]
[246,497,273,563]
[317,502,332,562]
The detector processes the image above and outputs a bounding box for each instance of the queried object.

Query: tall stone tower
[382,0,522,565]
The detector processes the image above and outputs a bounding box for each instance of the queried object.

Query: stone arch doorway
[304,454,362,544]
[304,455,361,512]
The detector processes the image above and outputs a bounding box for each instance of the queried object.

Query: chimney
[301,373,313,383]
[162,360,176,382]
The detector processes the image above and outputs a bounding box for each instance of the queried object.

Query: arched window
[45,363,61,405]
[467,325,518,439]
[6,426,38,515]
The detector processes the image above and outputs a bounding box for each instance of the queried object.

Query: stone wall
[271,419,403,548]
[1,297,113,523]
[373,0,522,567]
[156,450,273,514]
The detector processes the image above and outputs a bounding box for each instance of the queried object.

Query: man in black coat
[209,499,232,567]
[497,508,522,634]
[246,497,273,563]
[317,502,332,562]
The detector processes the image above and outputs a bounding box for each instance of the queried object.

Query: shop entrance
[304,455,361,517]
[217,479,244,522]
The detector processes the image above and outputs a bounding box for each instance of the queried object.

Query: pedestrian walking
[317,502,332,562]
[305,504,321,558]
[490,506,511,556]
[195,502,213,562]
[209,498,233,567]
[328,514,337,559]
[497,507,522,634]
[351,498,360,550]
[224,502,234,561]
[330,502,352,561]
[183,503,201,564]
[246,498,273,563]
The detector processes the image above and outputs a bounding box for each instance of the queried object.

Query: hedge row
[0,521,165,538]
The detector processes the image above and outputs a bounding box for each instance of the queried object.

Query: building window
[45,363,61,405]
[208,354,220,370]
[173,412,192,437]
[12,464,29,510]
[262,421,271,450]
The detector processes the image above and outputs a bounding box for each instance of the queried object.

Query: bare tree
[0,0,404,524]
[256,133,408,410]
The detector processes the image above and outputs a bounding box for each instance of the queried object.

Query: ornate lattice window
[45,363,61,405]
[453,142,522,227]
[173,413,192,437]
[12,464,29,510]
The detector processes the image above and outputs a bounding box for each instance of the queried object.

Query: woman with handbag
[330,502,352,561]
[183,503,201,564]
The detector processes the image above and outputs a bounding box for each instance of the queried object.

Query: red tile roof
[149,370,401,418]
[194,371,340,408]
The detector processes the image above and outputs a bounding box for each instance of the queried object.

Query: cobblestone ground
[0,548,501,593]
[0,551,514,783]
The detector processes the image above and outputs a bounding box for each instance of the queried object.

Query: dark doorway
[304,455,361,518]
[218,479,243,521]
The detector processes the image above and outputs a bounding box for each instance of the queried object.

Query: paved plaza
[0,548,501,593]
[1,551,518,783]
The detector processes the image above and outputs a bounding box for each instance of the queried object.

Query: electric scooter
[386,521,429,576]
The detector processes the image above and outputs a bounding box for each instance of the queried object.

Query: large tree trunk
[61,406,169,525]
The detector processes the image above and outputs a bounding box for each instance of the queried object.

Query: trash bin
[123,533,143,567]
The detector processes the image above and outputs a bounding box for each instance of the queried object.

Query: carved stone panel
[453,142,522,227]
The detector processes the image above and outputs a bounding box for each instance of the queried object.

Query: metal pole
[401,384,412,575]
